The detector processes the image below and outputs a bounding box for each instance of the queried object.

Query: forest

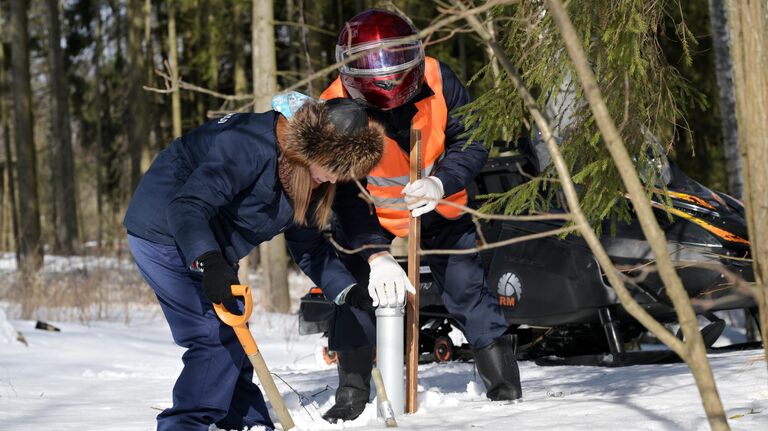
[0,0,738,264]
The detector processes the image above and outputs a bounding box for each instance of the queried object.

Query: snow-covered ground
[1,253,767,430]
[1,306,767,431]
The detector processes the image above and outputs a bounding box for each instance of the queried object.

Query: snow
[0,252,135,273]
[0,308,19,344]
[0,307,766,431]
[1,254,766,430]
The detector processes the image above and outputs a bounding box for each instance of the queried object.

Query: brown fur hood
[281,100,385,180]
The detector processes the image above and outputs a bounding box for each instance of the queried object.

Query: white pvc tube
[376,306,405,416]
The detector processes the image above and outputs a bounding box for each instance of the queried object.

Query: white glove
[367,253,415,308]
[402,176,444,218]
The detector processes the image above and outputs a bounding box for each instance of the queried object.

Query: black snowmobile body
[299,145,758,366]
[461,152,756,364]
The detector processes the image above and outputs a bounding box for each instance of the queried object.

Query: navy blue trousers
[128,235,274,431]
[328,215,509,352]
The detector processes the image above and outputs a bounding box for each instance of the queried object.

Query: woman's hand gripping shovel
[214,285,296,431]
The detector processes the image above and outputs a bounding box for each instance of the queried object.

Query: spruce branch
[450,0,698,369]
[545,0,728,428]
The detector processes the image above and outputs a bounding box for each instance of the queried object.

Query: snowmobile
[298,137,758,367]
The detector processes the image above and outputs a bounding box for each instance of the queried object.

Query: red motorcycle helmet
[336,9,425,110]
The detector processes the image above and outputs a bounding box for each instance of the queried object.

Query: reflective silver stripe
[371,196,406,205]
[367,175,409,187]
[367,164,435,187]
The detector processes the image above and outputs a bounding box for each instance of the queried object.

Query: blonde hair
[281,160,337,228]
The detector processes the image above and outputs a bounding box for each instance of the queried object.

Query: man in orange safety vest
[296,9,523,423]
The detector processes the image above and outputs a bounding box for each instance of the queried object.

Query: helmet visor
[337,38,424,77]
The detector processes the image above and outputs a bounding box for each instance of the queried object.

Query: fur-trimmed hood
[281,99,385,180]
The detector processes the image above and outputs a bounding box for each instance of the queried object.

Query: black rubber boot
[473,334,523,401]
[322,347,374,423]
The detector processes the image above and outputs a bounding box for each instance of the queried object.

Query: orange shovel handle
[213,285,257,355]
[213,284,296,429]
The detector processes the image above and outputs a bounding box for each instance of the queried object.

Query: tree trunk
[0,10,15,253]
[253,0,290,313]
[127,0,149,192]
[707,0,758,342]
[94,1,105,250]
[167,0,182,137]
[233,2,247,95]
[232,1,250,284]
[45,0,79,255]
[283,0,302,88]
[726,0,768,374]
[298,0,315,95]
[142,0,156,171]
[708,0,742,199]
[2,133,18,256]
[205,2,219,94]
[10,0,43,317]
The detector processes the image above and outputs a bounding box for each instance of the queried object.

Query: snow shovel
[214,285,296,431]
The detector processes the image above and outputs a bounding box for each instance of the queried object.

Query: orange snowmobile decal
[654,189,717,211]
[648,201,750,245]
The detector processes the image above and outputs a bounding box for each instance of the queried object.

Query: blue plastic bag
[272,91,314,119]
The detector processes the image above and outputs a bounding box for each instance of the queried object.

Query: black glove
[197,251,238,304]
[343,283,374,312]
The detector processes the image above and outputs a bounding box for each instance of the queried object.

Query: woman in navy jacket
[124,98,383,431]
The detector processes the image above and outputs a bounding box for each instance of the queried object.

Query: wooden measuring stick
[405,127,421,413]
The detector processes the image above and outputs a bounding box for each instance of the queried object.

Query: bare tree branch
[273,20,337,36]
[471,216,489,245]
[326,223,576,257]
[325,236,391,255]
[143,60,253,101]
[351,178,573,222]
[419,226,577,256]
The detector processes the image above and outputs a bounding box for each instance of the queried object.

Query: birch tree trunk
[709,0,742,199]
[10,0,43,317]
[167,0,182,138]
[254,0,291,313]
[45,0,79,255]
[726,0,768,372]
[708,0,759,342]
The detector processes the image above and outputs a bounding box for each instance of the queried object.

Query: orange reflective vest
[320,56,468,237]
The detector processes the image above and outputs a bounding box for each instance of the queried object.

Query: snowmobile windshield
[638,153,672,188]
[636,132,672,188]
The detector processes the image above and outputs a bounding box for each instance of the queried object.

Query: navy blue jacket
[124,111,356,300]
[334,61,488,259]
